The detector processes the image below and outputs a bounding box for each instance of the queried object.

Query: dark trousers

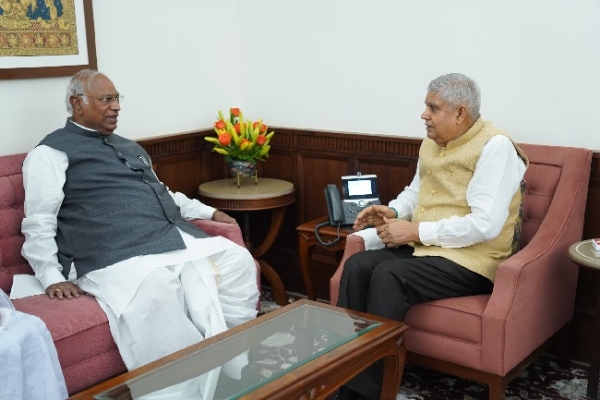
[336,245,493,400]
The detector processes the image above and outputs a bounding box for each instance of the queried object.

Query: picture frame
[0,0,97,80]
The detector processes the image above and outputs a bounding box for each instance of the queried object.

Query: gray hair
[65,69,101,114]
[427,73,481,120]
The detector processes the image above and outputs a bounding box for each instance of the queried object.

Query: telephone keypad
[342,198,381,225]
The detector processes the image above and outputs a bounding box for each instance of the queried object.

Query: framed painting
[0,0,97,80]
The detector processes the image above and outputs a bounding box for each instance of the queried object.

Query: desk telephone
[316,173,381,246]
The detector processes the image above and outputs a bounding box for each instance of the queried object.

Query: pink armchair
[329,143,592,400]
[0,152,260,396]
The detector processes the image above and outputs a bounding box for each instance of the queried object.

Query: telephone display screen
[347,180,373,197]
[342,174,378,200]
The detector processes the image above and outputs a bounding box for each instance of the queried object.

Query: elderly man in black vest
[21,69,260,399]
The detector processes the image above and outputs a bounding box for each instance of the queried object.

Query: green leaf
[259,145,270,156]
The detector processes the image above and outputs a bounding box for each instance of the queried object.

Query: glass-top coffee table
[69,299,408,400]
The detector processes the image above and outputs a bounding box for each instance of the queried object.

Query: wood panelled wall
[138,127,600,365]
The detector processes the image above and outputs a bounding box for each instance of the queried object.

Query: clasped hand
[353,205,419,247]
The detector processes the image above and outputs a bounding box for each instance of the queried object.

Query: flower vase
[228,160,257,180]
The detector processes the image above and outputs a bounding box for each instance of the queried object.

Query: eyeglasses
[76,94,124,105]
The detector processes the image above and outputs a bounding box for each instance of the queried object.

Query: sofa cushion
[405,294,489,345]
[12,295,115,366]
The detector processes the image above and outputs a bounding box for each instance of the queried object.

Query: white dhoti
[77,231,259,400]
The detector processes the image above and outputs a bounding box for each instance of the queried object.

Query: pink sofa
[0,152,259,395]
[329,143,592,399]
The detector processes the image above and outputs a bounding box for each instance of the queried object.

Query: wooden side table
[296,216,354,301]
[198,178,295,307]
[568,239,600,399]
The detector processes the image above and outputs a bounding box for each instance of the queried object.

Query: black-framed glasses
[76,94,124,105]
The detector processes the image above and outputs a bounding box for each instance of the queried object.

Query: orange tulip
[234,123,241,134]
[230,108,241,117]
[256,135,266,145]
[218,133,231,146]
[214,120,225,130]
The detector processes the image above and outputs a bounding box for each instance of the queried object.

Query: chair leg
[556,324,572,369]
[488,375,507,400]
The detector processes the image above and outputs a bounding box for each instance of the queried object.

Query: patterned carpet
[399,355,590,400]
[259,292,592,400]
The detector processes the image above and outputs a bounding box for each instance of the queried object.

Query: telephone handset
[315,184,345,246]
[325,184,345,225]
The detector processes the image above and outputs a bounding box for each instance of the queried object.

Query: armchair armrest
[189,219,245,248]
[329,234,366,306]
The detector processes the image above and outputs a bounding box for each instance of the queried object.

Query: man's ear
[70,96,83,114]
[455,105,468,124]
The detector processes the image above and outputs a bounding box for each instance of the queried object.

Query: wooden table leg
[251,207,288,306]
[380,336,406,400]
[258,259,288,306]
[588,280,600,399]
[252,207,286,258]
[298,233,316,301]
[242,212,253,251]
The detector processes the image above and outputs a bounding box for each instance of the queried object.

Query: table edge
[568,240,600,270]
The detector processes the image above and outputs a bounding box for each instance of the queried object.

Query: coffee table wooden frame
[69,299,408,400]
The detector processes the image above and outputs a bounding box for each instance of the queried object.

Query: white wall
[236,0,600,149]
[0,0,239,156]
[1,0,599,156]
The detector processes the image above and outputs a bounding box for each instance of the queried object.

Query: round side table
[568,239,600,400]
[198,178,295,306]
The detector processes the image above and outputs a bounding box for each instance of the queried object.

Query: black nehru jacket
[39,118,210,279]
